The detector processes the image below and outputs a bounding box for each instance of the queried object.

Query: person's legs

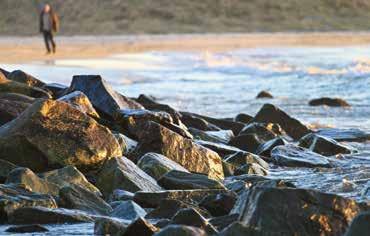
[43,31,51,53]
[50,33,56,53]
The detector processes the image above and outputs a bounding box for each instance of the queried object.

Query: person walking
[39,4,59,54]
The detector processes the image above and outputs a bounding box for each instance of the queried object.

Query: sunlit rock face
[134,121,224,180]
[58,91,100,118]
[8,70,46,88]
[0,71,50,98]
[232,187,365,236]
[0,99,121,172]
[96,156,162,197]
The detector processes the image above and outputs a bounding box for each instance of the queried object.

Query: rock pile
[0,68,367,235]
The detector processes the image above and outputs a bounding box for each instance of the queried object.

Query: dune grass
[2,0,370,35]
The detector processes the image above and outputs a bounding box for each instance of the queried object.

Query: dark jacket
[39,10,59,33]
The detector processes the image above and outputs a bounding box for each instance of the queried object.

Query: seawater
[2,46,370,234]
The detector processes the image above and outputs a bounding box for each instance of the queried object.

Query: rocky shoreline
[0,68,369,235]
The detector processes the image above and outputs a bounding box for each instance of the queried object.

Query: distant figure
[39,4,59,54]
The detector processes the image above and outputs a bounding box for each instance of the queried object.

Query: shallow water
[2,45,370,234]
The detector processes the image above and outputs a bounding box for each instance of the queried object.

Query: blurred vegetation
[1,0,370,35]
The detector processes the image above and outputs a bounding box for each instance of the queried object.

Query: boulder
[0,159,18,182]
[96,157,162,197]
[8,70,45,88]
[111,200,146,220]
[309,97,350,107]
[5,224,49,233]
[234,113,253,123]
[256,137,287,158]
[234,187,365,236]
[195,140,242,158]
[271,144,332,168]
[0,99,121,172]
[316,128,370,142]
[59,185,113,215]
[114,109,192,139]
[137,153,189,180]
[39,166,101,196]
[145,199,206,220]
[208,214,239,232]
[123,217,159,236]
[190,128,234,144]
[0,92,35,104]
[153,225,207,236]
[134,189,230,208]
[137,94,183,126]
[256,90,273,99]
[134,122,224,180]
[238,122,280,142]
[8,207,93,224]
[158,170,226,190]
[42,83,68,98]
[299,133,352,156]
[0,68,10,77]
[68,75,143,117]
[0,184,57,222]
[199,192,236,217]
[181,111,244,135]
[0,98,30,126]
[345,211,370,236]
[251,103,310,140]
[180,112,221,131]
[171,208,218,234]
[94,217,129,235]
[224,151,269,176]
[0,71,50,98]
[5,167,60,196]
[113,133,132,156]
[228,134,262,153]
[57,91,100,118]
[109,189,135,202]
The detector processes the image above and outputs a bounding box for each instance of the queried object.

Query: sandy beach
[2,32,370,64]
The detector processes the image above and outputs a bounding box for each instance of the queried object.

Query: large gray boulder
[271,144,331,168]
[137,153,189,180]
[5,167,60,196]
[0,99,122,172]
[134,121,224,180]
[110,200,146,221]
[0,184,57,222]
[0,71,50,98]
[8,70,45,88]
[68,75,143,117]
[59,185,113,215]
[96,157,162,197]
[233,187,365,236]
[158,170,225,190]
[299,133,352,156]
[39,166,101,196]
[114,109,192,139]
[8,207,93,224]
[251,103,310,140]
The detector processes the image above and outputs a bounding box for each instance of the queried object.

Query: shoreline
[2,32,370,63]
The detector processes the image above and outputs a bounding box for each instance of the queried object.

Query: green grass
[2,0,370,35]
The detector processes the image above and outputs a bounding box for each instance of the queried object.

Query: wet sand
[1,32,370,63]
